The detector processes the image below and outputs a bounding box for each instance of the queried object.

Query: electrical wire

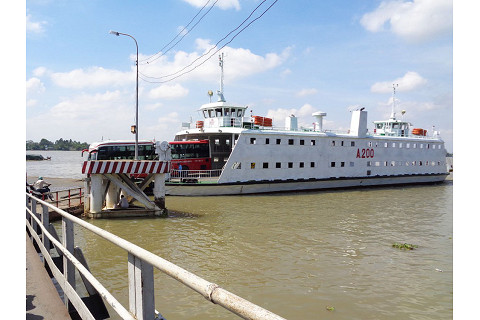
[140,0,268,80]
[140,0,278,84]
[139,0,218,65]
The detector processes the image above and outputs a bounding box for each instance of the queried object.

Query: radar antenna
[217,53,226,102]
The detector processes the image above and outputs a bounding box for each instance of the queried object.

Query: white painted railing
[168,169,222,183]
[25,193,286,320]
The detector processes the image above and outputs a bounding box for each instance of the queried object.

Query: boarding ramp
[26,193,286,320]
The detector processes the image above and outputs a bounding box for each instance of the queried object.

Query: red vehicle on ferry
[83,139,212,175]
[169,140,211,170]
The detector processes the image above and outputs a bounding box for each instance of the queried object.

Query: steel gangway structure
[26,193,286,320]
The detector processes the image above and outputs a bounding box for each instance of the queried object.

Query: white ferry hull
[166,173,448,196]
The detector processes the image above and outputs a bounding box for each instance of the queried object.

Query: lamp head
[109,30,120,36]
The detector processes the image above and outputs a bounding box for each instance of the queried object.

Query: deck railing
[28,187,83,209]
[168,169,222,183]
[25,193,286,320]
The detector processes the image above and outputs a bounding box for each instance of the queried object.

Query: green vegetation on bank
[26,138,89,151]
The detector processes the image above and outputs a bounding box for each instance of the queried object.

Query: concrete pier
[26,233,71,319]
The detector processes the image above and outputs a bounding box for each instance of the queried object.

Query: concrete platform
[26,233,71,320]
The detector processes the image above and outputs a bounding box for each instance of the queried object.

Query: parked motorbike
[27,183,54,201]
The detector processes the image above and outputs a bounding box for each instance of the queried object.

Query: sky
[23,0,455,151]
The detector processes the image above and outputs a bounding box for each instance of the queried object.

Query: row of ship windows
[248,137,441,150]
[366,160,444,167]
[249,137,319,146]
[232,160,445,169]
[366,141,440,149]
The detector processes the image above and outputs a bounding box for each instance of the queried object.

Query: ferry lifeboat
[411,128,427,136]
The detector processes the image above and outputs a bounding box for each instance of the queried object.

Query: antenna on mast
[217,53,226,102]
[391,83,398,120]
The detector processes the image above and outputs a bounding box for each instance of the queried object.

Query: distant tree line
[26,138,89,151]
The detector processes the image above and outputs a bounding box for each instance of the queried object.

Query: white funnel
[312,111,327,131]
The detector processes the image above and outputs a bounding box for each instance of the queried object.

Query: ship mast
[391,83,398,120]
[217,53,226,102]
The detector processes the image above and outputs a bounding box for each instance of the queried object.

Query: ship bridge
[373,118,411,137]
[199,101,248,129]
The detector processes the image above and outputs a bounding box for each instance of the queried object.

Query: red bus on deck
[169,140,211,170]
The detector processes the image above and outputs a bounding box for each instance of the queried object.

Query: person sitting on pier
[115,195,129,209]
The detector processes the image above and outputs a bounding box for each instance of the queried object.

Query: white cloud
[157,112,180,124]
[26,14,47,34]
[296,88,318,97]
[360,0,452,42]
[26,77,45,95]
[266,104,318,128]
[182,0,240,10]
[371,71,427,93]
[33,67,48,77]
[51,67,133,89]
[27,99,38,107]
[148,84,189,99]
[139,39,291,84]
[144,102,164,111]
[142,112,182,140]
[49,90,125,120]
[27,90,137,142]
[281,68,292,77]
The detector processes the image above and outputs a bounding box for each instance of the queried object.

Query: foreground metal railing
[26,193,286,320]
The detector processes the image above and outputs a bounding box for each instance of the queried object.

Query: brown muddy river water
[59,181,452,320]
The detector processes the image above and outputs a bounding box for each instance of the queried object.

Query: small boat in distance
[26,154,51,161]
[164,54,449,196]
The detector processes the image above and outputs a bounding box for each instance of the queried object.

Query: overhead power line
[139,0,219,65]
[140,0,278,84]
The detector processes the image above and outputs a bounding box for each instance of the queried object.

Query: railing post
[79,187,83,206]
[128,253,155,320]
[62,217,76,309]
[31,198,38,235]
[26,194,30,221]
[41,203,50,255]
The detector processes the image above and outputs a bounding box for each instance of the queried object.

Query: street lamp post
[109,30,139,160]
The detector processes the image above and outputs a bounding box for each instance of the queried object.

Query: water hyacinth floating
[392,243,418,250]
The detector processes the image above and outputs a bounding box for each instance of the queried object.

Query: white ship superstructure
[165,56,448,196]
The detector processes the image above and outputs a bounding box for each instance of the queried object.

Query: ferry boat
[165,55,449,196]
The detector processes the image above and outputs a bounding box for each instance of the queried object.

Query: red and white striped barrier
[82,160,170,175]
